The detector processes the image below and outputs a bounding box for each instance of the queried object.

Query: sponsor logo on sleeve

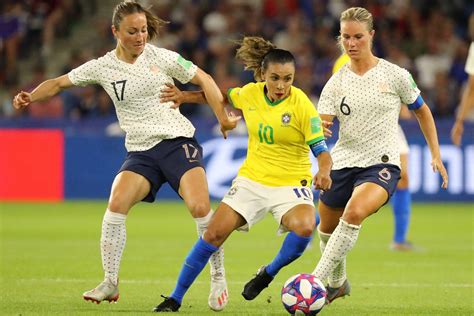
[177,55,192,70]
[311,117,322,133]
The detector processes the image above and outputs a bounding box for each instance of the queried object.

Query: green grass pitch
[1,201,472,315]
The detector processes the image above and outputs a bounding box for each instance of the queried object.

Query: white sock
[101,209,127,286]
[313,219,360,283]
[195,210,225,281]
[318,229,347,288]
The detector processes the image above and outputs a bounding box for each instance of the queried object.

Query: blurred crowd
[0,0,472,121]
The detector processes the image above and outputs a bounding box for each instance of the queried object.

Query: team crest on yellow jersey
[281,112,292,125]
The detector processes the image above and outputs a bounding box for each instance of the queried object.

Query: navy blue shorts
[118,137,204,202]
[319,164,401,209]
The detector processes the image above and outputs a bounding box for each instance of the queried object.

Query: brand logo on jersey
[150,65,161,74]
[281,112,291,125]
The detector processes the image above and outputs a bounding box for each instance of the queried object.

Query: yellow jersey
[228,82,324,187]
[332,53,350,74]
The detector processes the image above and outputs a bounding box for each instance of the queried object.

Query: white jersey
[68,43,197,151]
[398,125,409,155]
[318,58,420,169]
[466,42,474,75]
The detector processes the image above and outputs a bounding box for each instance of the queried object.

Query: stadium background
[1,0,473,202]
[1,1,473,316]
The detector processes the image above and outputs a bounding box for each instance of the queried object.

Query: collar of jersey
[113,47,145,65]
[263,87,288,106]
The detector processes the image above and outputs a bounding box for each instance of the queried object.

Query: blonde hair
[235,37,294,81]
[337,7,374,52]
[112,1,168,41]
[340,7,374,31]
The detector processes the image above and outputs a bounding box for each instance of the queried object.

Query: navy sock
[266,232,311,277]
[391,189,411,243]
[170,238,218,304]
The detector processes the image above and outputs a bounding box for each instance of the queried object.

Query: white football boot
[208,278,228,311]
[208,247,228,311]
[83,278,119,304]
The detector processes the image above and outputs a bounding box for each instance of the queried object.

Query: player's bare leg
[83,171,149,304]
[179,167,228,311]
[154,202,244,312]
[313,183,387,304]
[242,204,315,300]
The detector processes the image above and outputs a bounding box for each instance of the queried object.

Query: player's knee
[288,216,315,237]
[107,194,133,213]
[188,200,211,218]
[203,227,225,246]
[342,207,365,225]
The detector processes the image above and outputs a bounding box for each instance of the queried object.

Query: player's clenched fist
[13,91,32,109]
[313,170,332,191]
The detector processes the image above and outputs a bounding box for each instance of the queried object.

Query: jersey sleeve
[299,92,325,145]
[396,68,421,106]
[465,42,474,75]
[228,82,257,110]
[68,59,100,86]
[158,48,197,84]
[317,75,338,116]
[227,87,243,109]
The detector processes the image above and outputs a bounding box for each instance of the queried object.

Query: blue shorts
[319,164,401,209]
[118,137,204,202]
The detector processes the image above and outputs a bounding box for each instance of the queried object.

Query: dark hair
[235,37,295,81]
[112,1,168,40]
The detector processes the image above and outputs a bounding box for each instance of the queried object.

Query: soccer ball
[281,273,327,315]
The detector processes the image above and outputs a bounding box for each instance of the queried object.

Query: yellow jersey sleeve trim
[306,136,325,146]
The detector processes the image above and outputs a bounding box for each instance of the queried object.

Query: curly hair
[235,37,294,81]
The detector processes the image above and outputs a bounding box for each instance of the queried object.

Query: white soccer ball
[281,273,327,315]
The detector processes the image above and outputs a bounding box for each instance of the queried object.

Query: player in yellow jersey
[332,53,350,74]
[154,37,333,311]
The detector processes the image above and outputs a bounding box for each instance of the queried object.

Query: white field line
[12,278,473,288]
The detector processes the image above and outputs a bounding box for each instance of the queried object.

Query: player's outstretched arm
[12,74,73,110]
[188,68,241,138]
[451,74,474,146]
[413,103,448,189]
[160,83,206,107]
[161,83,230,107]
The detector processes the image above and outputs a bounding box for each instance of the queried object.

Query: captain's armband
[309,140,328,157]
[408,95,424,110]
